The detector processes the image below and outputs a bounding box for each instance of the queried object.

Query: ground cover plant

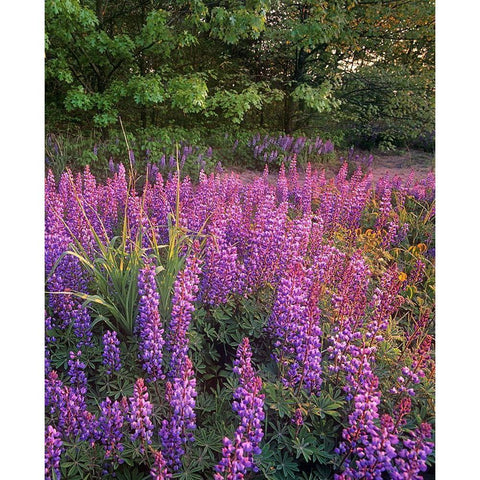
[45,157,435,479]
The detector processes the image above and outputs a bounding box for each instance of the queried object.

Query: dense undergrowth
[45,129,339,182]
[45,157,435,479]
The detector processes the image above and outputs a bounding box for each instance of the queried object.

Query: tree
[226,0,434,140]
[45,0,272,129]
[46,0,435,147]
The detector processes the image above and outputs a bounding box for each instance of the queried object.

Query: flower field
[45,158,435,479]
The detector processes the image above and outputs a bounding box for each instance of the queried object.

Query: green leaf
[291,432,318,462]
[275,451,300,479]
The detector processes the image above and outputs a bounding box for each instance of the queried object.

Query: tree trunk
[284,94,294,134]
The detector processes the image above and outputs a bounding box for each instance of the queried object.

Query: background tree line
[45,0,434,150]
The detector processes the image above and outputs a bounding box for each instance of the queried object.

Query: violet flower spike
[102,330,122,376]
[214,338,265,479]
[97,397,125,463]
[137,261,165,383]
[159,356,197,471]
[151,449,171,479]
[166,247,202,379]
[45,425,63,480]
[128,378,154,453]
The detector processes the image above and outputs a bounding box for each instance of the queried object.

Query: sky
[0,1,479,478]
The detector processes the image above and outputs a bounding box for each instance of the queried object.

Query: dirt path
[367,149,434,182]
[224,149,434,185]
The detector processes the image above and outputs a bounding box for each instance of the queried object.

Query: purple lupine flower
[268,261,323,395]
[159,356,197,471]
[50,382,96,442]
[125,192,143,243]
[334,357,384,478]
[330,259,415,478]
[393,423,434,479]
[395,335,433,395]
[45,370,65,415]
[342,171,372,230]
[376,183,393,230]
[201,213,242,305]
[97,397,125,463]
[394,397,412,428]
[288,155,300,204]
[241,191,288,291]
[136,261,165,382]
[71,306,93,348]
[45,425,63,480]
[276,162,288,204]
[279,214,311,270]
[368,264,405,341]
[68,350,88,396]
[151,449,171,479]
[301,162,313,214]
[159,154,166,170]
[60,168,95,256]
[102,330,122,375]
[128,378,154,453]
[382,219,399,248]
[150,164,160,184]
[45,170,67,275]
[409,259,426,285]
[166,246,202,379]
[214,338,265,479]
[82,165,101,235]
[292,408,304,426]
[96,176,119,237]
[324,139,334,153]
[45,313,56,349]
[45,170,93,347]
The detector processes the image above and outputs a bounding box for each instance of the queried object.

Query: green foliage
[168,75,209,113]
[337,66,435,150]
[292,82,339,114]
[66,233,145,336]
[45,128,221,181]
[45,0,434,149]
[209,5,267,44]
[129,75,166,106]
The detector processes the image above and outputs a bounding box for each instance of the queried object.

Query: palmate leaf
[173,457,205,480]
[291,431,318,462]
[274,450,300,479]
[115,466,150,480]
[312,448,336,465]
[267,420,290,447]
[264,382,295,418]
[258,443,280,479]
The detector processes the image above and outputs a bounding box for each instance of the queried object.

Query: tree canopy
[45,0,434,148]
